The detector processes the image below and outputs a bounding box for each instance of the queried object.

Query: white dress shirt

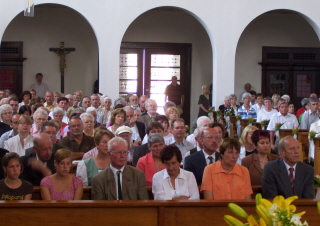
[186,133,197,148]
[202,150,216,165]
[4,134,33,156]
[109,164,125,200]
[257,108,278,122]
[167,136,194,161]
[267,112,299,131]
[30,82,49,98]
[252,103,265,116]
[152,168,199,200]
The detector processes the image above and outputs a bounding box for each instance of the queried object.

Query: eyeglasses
[204,136,220,141]
[1,112,12,115]
[111,151,129,156]
[84,121,93,124]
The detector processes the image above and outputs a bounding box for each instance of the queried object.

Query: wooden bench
[0,199,318,225]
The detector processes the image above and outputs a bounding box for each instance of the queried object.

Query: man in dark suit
[133,122,164,166]
[261,136,314,199]
[20,133,56,186]
[91,137,148,200]
[184,128,220,185]
[25,121,68,156]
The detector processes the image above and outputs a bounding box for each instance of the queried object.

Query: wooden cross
[49,42,75,93]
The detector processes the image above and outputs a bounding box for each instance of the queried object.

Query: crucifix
[49,42,75,93]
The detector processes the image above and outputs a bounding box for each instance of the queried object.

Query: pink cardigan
[136,153,165,186]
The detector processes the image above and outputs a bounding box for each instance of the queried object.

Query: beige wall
[2,7,98,96]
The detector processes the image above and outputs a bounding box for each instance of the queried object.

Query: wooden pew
[0,199,318,226]
[314,137,320,175]
[253,122,261,130]
[298,132,309,162]
[279,129,309,139]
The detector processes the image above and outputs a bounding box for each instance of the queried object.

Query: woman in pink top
[40,149,83,200]
[136,133,166,186]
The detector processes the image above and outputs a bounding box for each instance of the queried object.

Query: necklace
[259,159,268,164]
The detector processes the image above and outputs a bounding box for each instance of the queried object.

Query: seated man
[20,134,55,186]
[91,137,148,200]
[61,116,95,160]
[261,136,314,199]
[184,128,220,185]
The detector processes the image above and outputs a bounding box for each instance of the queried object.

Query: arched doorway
[1,4,98,97]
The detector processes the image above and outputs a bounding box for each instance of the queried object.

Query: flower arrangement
[224,194,308,226]
[275,122,285,131]
[185,125,190,134]
[292,127,299,135]
[236,115,241,121]
[208,107,213,114]
[309,130,316,141]
[225,110,232,117]
[216,110,221,117]
[260,120,269,128]
[248,117,254,124]
[315,175,320,187]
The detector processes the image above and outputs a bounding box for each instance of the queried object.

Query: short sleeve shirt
[0,179,33,200]
[165,84,183,105]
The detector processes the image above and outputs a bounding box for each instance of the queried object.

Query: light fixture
[24,0,34,17]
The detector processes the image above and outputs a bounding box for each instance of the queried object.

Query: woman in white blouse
[256,97,278,123]
[152,145,199,200]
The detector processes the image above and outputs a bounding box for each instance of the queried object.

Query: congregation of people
[0,74,319,202]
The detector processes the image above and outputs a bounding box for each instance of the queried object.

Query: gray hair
[80,112,94,121]
[301,98,309,106]
[103,96,112,102]
[148,133,165,147]
[242,92,251,101]
[196,116,212,128]
[0,98,9,105]
[72,94,80,100]
[114,98,126,106]
[86,107,97,114]
[281,94,290,101]
[163,101,176,112]
[108,137,128,152]
[309,97,318,103]
[0,104,12,116]
[33,109,48,120]
[194,126,207,138]
[145,99,157,109]
[52,107,65,117]
[123,106,134,111]
[229,94,237,100]
[134,109,141,115]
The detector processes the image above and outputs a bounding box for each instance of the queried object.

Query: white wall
[235,12,320,100]
[122,9,212,123]
[2,6,98,96]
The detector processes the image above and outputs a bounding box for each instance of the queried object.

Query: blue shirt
[237,105,257,119]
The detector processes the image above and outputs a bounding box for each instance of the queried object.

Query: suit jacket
[20,152,56,186]
[133,143,150,167]
[261,158,314,199]
[241,152,279,185]
[24,143,69,156]
[91,165,148,200]
[0,123,11,137]
[184,150,220,185]
[135,121,146,142]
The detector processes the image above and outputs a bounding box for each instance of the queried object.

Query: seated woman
[52,107,68,138]
[288,101,296,115]
[80,112,95,137]
[224,94,239,116]
[152,145,199,200]
[76,130,114,186]
[40,149,83,200]
[136,133,166,186]
[237,125,259,164]
[0,152,33,200]
[201,138,252,200]
[165,106,180,130]
[107,108,126,135]
[272,94,280,110]
[256,97,278,123]
[237,93,257,119]
[241,130,279,185]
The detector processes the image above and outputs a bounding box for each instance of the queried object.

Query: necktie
[208,156,214,164]
[289,167,294,192]
[117,171,122,200]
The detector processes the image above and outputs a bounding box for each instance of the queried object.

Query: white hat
[115,125,133,136]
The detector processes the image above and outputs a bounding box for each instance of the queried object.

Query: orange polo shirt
[201,161,252,199]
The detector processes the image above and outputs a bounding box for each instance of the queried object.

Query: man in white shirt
[300,97,319,130]
[252,93,264,115]
[30,73,49,98]
[267,101,299,151]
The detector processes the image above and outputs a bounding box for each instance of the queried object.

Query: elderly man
[300,97,319,129]
[168,118,193,160]
[0,98,9,105]
[20,133,55,186]
[43,91,56,112]
[74,90,83,101]
[261,136,314,199]
[186,116,212,148]
[140,99,159,126]
[123,106,145,143]
[128,94,140,111]
[115,126,134,163]
[267,101,299,151]
[133,121,165,166]
[81,96,91,109]
[91,137,148,200]
[65,94,74,108]
[0,113,19,148]
[184,128,220,185]
[139,95,148,115]
[30,73,49,98]
[61,116,95,160]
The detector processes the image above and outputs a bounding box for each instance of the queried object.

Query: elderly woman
[241,130,279,185]
[224,94,240,116]
[281,94,290,103]
[0,152,33,200]
[76,130,114,186]
[52,107,67,138]
[18,91,32,109]
[80,112,95,137]
[201,138,253,200]
[102,96,113,126]
[165,106,180,129]
[152,144,199,200]
[86,107,100,128]
[256,97,278,122]
[237,93,257,119]
[0,104,13,125]
[41,149,83,200]
[198,85,212,117]
[4,115,33,156]
[272,94,280,109]
[238,125,259,164]
[30,109,48,136]
[107,108,126,135]
[137,133,166,186]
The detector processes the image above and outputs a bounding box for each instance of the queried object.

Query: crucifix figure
[49,42,75,93]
